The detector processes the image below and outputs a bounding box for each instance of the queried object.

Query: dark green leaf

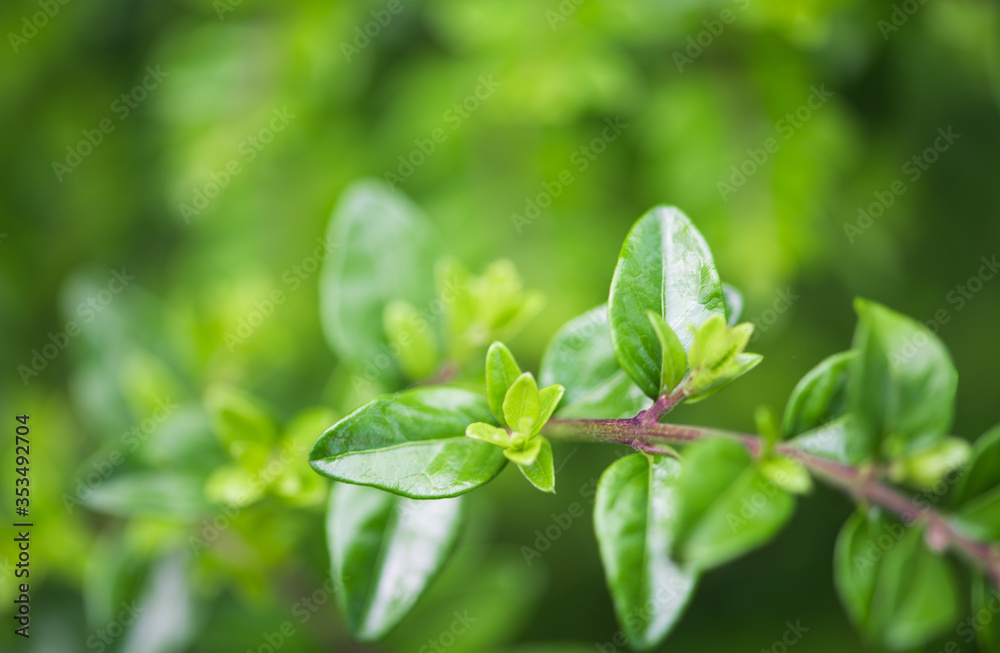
[319,180,443,384]
[782,351,855,437]
[609,207,725,398]
[517,438,555,493]
[328,483,463,641]
[485,342,522,426]
[972,574,1000,653]
[951,424,1000,507]
[953,487,1000,541]
[539,306,651,419]
[848,299,958,461]
[594,454,697,650]
[674,439,794,570]
[310,387,507,498]
[834,509,960,650]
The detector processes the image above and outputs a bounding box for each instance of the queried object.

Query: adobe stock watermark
[245,576,346,653]
[594,580,694,653]
[62,399,178,513]
[224,236,340,352]
[384,74,500,191]
[717,84,834,201]
[748,288,799,343]
[17,268,135,385]
[340,0,415,62]
[760,620,810,653]
[511,116,629,233]
[546,0,585,29]
[878,0,927,41]
[213,0,244,20]
[888,255,997,370]
[349,272,469,390]
[188,437,306,555]
[843,127,960,243]
[85,601,144,653]
[7,0,72,54]
[179,107,296,223]
[52,66,169,182]
[673,0,751,72]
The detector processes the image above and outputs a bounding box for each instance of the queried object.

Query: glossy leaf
[539,306,651,419]
[609,207,725,398]
[504,372,541,434]
[848,299,958,461]
[646,310,687,396]
[674,439,794,570]
[328,483,463,641]
[834,509,960,650]
[319,180,443,384]
[782,351,855,438]
[594,454,697,650]
[485,341,522,426]
[503,436,543,466]
[310,387,507,498]
[517,438,555,493]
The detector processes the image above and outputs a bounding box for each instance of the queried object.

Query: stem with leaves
[542,415,1000,587]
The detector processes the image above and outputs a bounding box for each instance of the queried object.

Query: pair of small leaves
[608,206,759,405]
[834,509,960,651]
[467,342,563,493]
[593,439,797,651]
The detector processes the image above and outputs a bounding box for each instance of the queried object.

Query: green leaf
[848,299,958,461]
[759,457,812,495]
[328,483,463,641]
[204,384,278,450]
[646,311,687,396]
[889,437,970,489]
[953,487,1000,541]
[951,424,1000,507]
[609,207,726,399]
[972,574,1000,653]
[721,283,743,326]
[465,422,511,448]
[517,438,555,493]
[310,387,507,498]
[684,353,762,404]
[503,372,541,435]
[533,384,565,436]
[83,472,212,520]
[383,300,439,381]
[834,509,960,650]
[485,342,522,426]
[319,180,443,384]
[503,436,543,466]
[782,351,855,438]
[539,306,651,419]
[594,454,697,650]
[786,417,852,464]
[674,439,794,570]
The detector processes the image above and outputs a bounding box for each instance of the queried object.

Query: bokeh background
[2,0,1000,651]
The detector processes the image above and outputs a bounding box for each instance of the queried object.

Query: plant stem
[541,417,1000,587]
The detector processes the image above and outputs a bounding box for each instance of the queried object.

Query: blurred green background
[2,0,1000,651]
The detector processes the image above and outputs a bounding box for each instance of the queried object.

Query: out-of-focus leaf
[848,299,957,462]
[594,454,697,650]
[539,306,651,419]
[782,351,855,437]
[309,387,506,498]
[320,180,443,385]
[674,439,794,570]
[121,555,196,653]
[834,509,960,650]
[83,472,212,520]
[328,483,463,641]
